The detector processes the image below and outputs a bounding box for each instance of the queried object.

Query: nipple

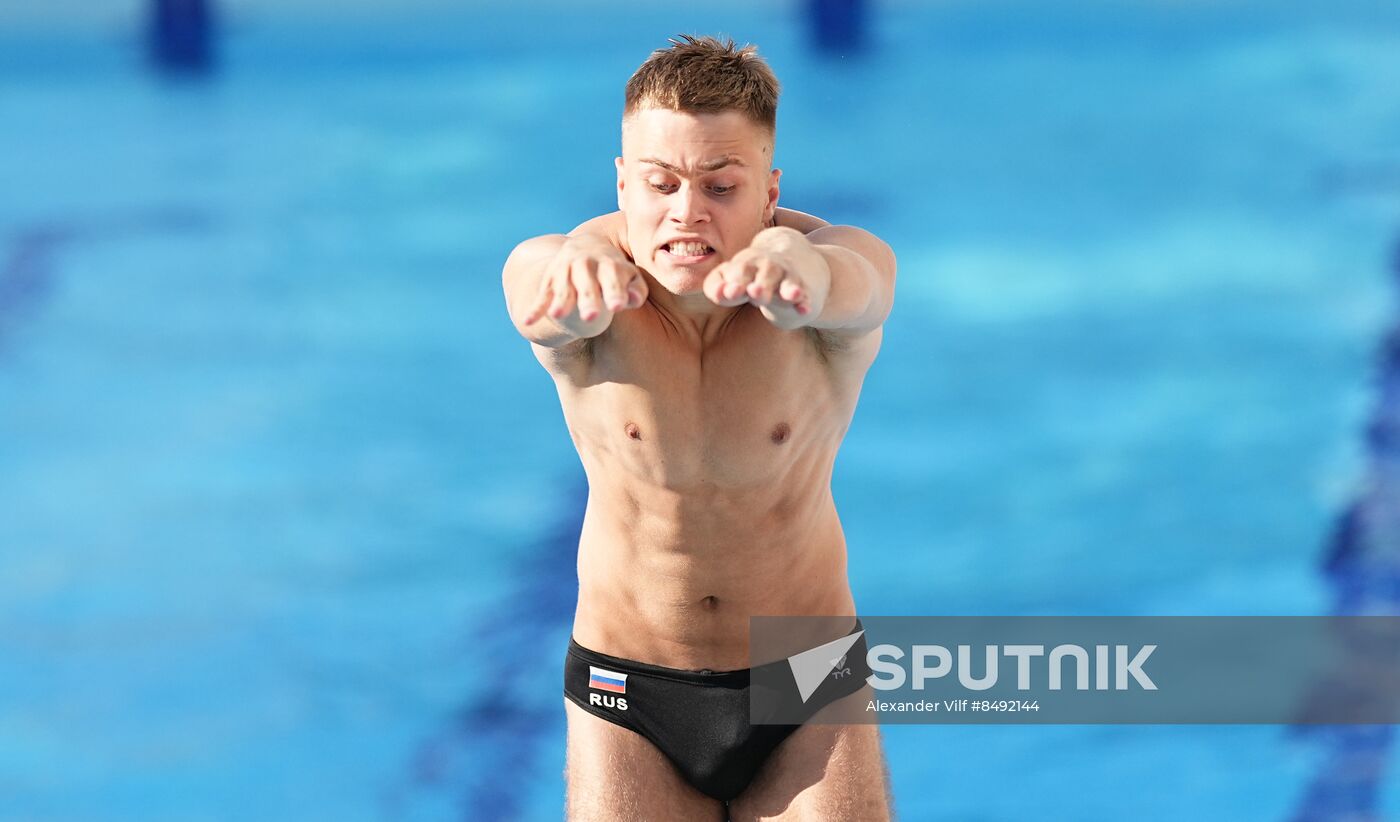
[770,422,791,444]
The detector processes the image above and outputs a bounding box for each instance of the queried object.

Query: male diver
[502,35,897,821]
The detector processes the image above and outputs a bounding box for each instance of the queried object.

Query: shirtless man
[502,35,897,821]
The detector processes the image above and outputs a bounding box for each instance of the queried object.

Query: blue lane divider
[1291,236,1400,821]
[0,228,65,353]
[401,474,586,819]
[0,207,214,356]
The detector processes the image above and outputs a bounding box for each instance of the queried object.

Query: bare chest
[558,308,849,488]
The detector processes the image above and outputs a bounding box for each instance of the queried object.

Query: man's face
[616,107,780,295]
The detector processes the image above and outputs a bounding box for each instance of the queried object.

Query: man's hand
[702,226,831,331]
[522,234,648,335]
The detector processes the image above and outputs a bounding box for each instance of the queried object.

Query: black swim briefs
[563,620,870,802]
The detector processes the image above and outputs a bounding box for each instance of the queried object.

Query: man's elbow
[842,234,897,329]
[864,235,897,322]
[809,225,896,321]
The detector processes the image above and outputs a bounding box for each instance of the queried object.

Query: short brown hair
[623,34,780,135]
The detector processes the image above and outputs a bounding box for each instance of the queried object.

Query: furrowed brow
[640,155,746,174]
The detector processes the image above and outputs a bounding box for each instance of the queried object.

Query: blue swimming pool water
[3,2,1400,819]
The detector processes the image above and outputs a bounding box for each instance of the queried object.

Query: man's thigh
[727,688,893,822]
[563,698,726,822]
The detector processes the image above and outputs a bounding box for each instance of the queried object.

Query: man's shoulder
[773,207,831,234]
[569,211,632,257]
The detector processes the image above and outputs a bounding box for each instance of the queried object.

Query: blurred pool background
[3,0,1400,819]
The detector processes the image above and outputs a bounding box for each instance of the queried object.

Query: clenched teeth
[666,242,713,256]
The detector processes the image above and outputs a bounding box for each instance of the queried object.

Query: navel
[770,422,791,444]
[624,422,642,441]
[700,595,719,610]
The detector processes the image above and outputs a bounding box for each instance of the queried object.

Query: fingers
[523,279,552,325]
[524,252,564,325]
[523,253,565,325]
[704,252,803,314]
[524,252,647,326]
[737,254,808,316]
[778,276,809,314]
[570,258,604,322]
[721,257,760,302]
[705,254,761,307]
[704,264,740,306]
[596,259,627,311]
[745,258,785,305]
[547,274,576,321]
[624,269,649,309]
[598,258,651,312]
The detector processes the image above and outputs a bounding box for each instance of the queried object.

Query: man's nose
[669,183,709,224]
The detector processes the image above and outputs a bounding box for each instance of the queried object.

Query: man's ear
[764,167,782,223]
[615,156,626,212]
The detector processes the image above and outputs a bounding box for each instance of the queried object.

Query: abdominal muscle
[569,466,857,672]
[556,300,868,671]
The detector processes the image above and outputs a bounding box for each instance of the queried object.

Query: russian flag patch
[589,666,627,694]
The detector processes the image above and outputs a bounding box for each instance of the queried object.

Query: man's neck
[642,272,742,341]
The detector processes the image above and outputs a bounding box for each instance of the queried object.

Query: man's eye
[647,182,734,194]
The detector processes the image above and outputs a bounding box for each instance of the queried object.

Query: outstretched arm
[704,224,897,335]
[502,224,648,349]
